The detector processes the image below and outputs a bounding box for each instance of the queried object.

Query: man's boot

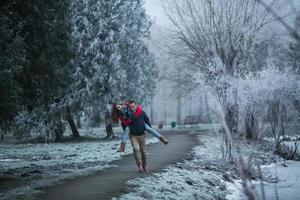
[117,142,126,152]
[142,163,149,173]
[159,136,169,145]
[138,164,144,172]
[141,152,148,173]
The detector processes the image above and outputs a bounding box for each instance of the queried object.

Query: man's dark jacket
[129,106,151,136]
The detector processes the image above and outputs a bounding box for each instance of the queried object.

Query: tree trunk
[54,119,64,141]
[203,92,211,123]
[189,96,192,115]
[245,112,255,139]
[0,126,4,141]
[76,113,81,129]
[218,95,236,161]
[164,100,167,125]
[176,95,182,124]
[150,97,154,124]
[294,99,300,114]
[220,125,234,161]
[105,110,114,138]
[198,94,203,121]
[66,106,80,138]
[225,103,239,135]
[105,122,114,138]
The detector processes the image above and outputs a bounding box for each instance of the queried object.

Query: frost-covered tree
[16,0,73,111]
[163,0,273,160]
[69,0,157,137]
[238,67,298,141]
[69,0,118,135]
[109,0,158,102]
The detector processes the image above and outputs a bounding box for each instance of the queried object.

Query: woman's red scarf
[118,105,142,126]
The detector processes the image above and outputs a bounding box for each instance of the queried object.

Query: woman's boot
[159,136,169,145]
[117,142,126,152]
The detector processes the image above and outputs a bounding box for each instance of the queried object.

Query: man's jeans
[121,124,161,143]
[129,134,146,167]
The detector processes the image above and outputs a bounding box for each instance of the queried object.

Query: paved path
[37,130,197,200]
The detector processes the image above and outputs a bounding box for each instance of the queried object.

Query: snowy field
[253,138,300,199]
[255,161,300,200]
[0,129,160,200]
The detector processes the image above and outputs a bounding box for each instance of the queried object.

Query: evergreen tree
[70,0,158,137]
[0,1,26,128]
[16,0,73,111]
[117,0,158,103]
[1,0,73,140]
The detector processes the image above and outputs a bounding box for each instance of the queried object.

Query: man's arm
[143,111,151,127]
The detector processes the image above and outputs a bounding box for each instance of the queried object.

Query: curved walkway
[37,130,197,200]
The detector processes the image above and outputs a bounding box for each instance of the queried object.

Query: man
[128,100,151,172]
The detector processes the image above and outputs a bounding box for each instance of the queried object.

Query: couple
[112,100,169,172]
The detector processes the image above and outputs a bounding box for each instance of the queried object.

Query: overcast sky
[144,0,300,33]
[144,0,169,27]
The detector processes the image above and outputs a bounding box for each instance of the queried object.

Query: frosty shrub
[13,108,57,142]
[13,111,37,140]
[237,67,299,143]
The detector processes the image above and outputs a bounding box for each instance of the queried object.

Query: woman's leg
[121,126,129,143]
[117,127,129,152]
[145,124,161,139]
[145,124,169,145]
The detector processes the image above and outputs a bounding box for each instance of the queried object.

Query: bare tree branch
[257,0,300,41]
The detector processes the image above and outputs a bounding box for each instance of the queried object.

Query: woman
[112,102,169,152]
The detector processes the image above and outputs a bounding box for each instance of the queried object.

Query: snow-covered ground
[2,125,300,200]
[233,138,300,200]
[114,130,240,200]
[255,160,300,200]
[113,129,300,200]
[0,129,160,200]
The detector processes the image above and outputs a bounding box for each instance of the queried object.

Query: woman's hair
[111,103,121,124]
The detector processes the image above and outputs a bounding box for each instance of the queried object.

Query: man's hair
[128,100,136,104]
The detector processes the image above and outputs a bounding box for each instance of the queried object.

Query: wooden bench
[181,115,201,128]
